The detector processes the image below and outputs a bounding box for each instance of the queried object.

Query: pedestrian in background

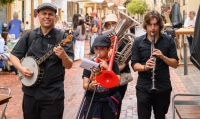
[88,11,98,55]
[71,14,81,44]
[0,20,3,36]
[7,12,24,39]
[184,11,196,54]
[74,19,86,61]
[130,17,136,35]
[55,15,63,30]
[0,36,5,69]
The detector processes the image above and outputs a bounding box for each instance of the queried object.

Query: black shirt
[131,33,179,92]
[11,28,74,100]
[82,60,120,98]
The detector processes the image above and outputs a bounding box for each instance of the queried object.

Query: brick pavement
[0,29,198,119]
[173,65,200,100]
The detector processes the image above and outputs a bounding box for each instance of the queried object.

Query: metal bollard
[184,42,188,75]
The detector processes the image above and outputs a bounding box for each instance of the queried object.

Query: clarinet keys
[150,32,158,91]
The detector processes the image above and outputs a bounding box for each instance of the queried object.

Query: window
[183,0,186,5]
[183,10,186,22]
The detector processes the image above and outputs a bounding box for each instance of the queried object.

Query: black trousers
[22,94,64,119]
[116,84,128,119]
[84,101,116,119]
[136,88,171,119]
[186,36,193,54]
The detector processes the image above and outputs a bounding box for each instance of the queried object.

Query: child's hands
[99,58,109,70]
[89,80,99,90]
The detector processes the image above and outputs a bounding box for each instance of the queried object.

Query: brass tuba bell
[102,11,140,65]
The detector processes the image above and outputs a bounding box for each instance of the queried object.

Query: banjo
[18,35,73,87]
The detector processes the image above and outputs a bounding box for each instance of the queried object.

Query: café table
[175,28,194,60]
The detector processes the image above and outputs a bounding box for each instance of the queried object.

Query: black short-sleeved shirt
[82,60,120,98]
[11,28,74,100]
[131,33,179,92]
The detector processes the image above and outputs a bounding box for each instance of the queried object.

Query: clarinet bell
[150,79,158,91]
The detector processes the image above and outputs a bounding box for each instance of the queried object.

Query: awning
[118,6,126,9]
[69,0,104,2]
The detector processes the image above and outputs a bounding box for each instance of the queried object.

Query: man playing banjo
[10,3,74,119]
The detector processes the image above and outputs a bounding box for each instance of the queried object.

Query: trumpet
[150,32,158,91]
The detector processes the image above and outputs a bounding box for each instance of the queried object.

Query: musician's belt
[90,89,109,93]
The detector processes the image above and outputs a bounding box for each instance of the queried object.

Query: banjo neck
[36,35,73,65]
[36,42,62,65]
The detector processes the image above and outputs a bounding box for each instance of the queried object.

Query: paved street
[0,27,200,119]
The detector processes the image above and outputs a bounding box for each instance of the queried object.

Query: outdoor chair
[0,87,11,119]
[172,93,200,119]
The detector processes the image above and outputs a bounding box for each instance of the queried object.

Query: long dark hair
[78,19,85,35]
[72,14,80,29]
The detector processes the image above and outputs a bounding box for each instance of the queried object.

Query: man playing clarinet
[131,10,179,119]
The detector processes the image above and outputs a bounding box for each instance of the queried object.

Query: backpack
[27,28,65,47]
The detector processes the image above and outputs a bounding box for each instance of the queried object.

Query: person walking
[88,11,98,55]
[7,12,24,39]
[74,19,86,61]
[54,15,63,30]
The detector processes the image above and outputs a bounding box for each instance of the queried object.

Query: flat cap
[92,35,111,47]
[37,3,57,13]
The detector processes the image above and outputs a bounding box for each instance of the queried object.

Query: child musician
[80,35,121,119]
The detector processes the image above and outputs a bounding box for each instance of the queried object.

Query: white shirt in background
[184,16,196,28]
[0,36,5,53]
[184,16,196,36]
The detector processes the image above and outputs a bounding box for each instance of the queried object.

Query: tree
[0,0,15,10]
[127,0,147,15]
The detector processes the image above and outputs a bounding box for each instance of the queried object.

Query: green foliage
[127,0,147,15]
[0,0,15,10]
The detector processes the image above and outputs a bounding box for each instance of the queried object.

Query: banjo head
[18,57,39,87]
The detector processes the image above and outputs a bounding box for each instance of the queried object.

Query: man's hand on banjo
[20,67,34,79]
[53,45,67,59]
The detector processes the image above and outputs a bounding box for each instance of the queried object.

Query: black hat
[92,35,111,47]
[37,3,57,13]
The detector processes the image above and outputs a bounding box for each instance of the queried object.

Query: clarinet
[150,32,158,91]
